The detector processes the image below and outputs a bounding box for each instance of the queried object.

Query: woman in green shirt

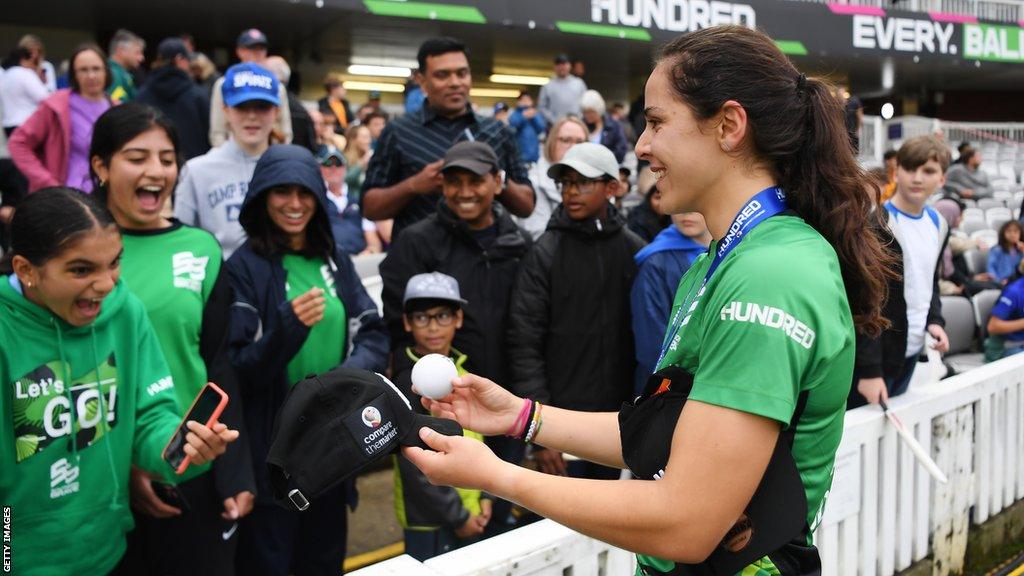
[225,144,388,576]
[402,25,894,575]
[89,103,255,575]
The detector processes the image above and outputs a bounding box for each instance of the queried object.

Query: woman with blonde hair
[515,116,588,240]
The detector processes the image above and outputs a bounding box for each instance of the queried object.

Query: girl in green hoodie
[90,103,256,575]
[0,188,238,576]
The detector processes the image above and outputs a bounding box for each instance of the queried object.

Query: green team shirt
[283,255,347,385]
[119,223,222,482]
[107,59,136,103]
[639,216,854,576]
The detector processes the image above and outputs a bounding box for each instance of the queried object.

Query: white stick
[881,401,949,484]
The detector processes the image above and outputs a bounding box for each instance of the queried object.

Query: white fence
[352,353,1024,576]
[859,115,1024,168]
[786,0,1024,22]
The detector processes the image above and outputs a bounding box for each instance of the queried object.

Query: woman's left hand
[184,421,239,466]
[402,428,509,493]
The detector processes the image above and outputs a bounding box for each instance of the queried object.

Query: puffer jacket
[507,204,645,411]
[379,200,531,384]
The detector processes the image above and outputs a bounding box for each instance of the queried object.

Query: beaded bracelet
[524,402,544,444]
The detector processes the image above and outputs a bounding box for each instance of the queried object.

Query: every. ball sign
[411,354,459,400]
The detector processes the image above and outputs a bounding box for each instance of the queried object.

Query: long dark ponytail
[657,25,896,337]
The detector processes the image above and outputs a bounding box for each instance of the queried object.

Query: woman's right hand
[129,466,182,518]
[290,287,325,327]
[421,373,523,436]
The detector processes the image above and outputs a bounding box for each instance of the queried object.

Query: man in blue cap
[207,28,292,147]
[176,62,281,258]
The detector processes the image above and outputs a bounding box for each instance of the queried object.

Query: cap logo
[233,71,274,90]
[361,406,382,428]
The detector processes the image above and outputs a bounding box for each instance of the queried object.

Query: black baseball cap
[554,53,571,64]
[441,141,500,176]
[157,38,192,62]
[267,368,462,511]
[237,28,269,48]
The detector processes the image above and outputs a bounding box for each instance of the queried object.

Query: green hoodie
[0,276,181,576]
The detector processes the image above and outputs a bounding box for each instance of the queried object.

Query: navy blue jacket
[226,145,389,503]
[595,114,629,163]
[629,225,707,395]
[327,185,369,255]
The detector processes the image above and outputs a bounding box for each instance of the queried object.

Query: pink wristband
[507,398,532,438]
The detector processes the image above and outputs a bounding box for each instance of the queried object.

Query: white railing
[352,353,1024,576]
[784,0,1024,22]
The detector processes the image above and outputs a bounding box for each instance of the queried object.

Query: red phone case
[162,382,229,475]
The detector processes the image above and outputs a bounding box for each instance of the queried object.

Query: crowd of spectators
[2,24,1022,576]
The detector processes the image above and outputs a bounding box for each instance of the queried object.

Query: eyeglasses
[320,158,345,168]
[556,136,587,146]
[555,178,608,195]
[408,310,456,328]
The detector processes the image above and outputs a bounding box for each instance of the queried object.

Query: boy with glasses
[508,142,645,480]
[391,272,492,560]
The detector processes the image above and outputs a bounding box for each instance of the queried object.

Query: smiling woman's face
[635,63,726,215]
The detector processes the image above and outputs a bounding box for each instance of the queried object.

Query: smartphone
[153,481,191,513]
[162,382,229,475]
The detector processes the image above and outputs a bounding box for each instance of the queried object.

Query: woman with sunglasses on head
[404,25,894,575]
[9,44,111,193]
[89,102,255,575]
[226,144,388,576]
[0,188,236,576]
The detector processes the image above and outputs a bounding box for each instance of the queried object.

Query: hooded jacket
[8,89,71,192]
[225,144,389,504]
[630,225,708,395]
[0,277,181,576]
[507,204,645,411]
[136,65,211,161]
[379,200,532,384]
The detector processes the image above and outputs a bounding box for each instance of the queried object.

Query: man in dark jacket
[380,141,531,385]
[136,38,210,160]
[225,144,389,576]
[508,142,645,480]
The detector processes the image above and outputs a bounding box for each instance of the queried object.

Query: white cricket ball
[411,354,459,400]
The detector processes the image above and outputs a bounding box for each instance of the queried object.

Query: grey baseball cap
[547,142,619,181]
[442,141,500,176]
[403,272,468,307]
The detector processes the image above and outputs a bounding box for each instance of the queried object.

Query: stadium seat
[986,207,1012,230]
[978,198,1004,211]
[973,289,1002,340]
[961,218,990,236]
[962,198,978,208]
[942,295,984,372]
[962,207,984,221]
[999,163,1018,183]
[351,253,386,280]
[963,248,989,276]
[993,190,1012,205]
[971,229,998,248]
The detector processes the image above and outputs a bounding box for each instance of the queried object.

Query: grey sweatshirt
[945,163,993,199]
[538,75,587,124]
[174,139,261,258]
